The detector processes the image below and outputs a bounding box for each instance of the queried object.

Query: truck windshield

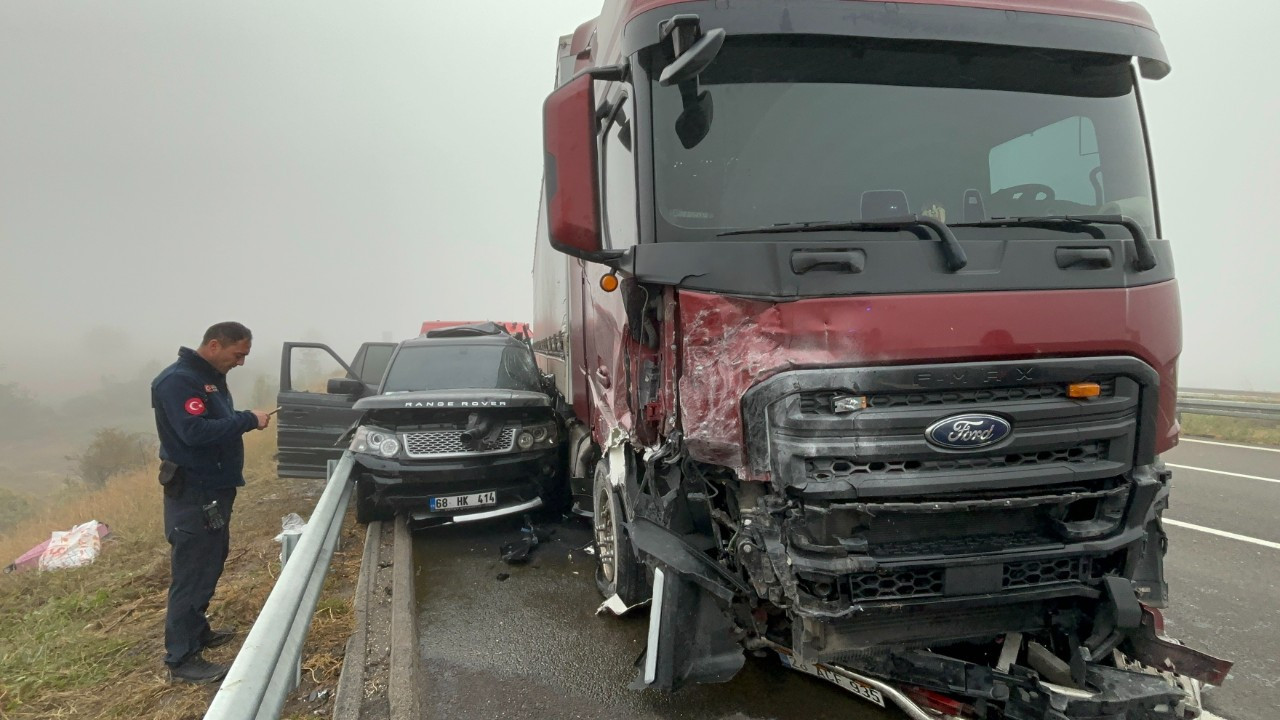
[649,36,1156,240]
[382,343,541,393]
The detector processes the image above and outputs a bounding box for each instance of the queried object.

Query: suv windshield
[382,342,541,393]
[649,36,1156,239]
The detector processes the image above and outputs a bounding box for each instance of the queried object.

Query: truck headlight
[351,426,400,458]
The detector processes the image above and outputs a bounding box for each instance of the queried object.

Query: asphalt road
[1159,439,1280,720]
[412,516,899,720]
[411,437,1277,720]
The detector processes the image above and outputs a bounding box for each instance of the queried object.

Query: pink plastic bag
[38,520,106,571]
[3,522,112,573]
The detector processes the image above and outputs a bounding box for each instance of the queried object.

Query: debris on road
[499,515,550,564]
[596,593,650,616]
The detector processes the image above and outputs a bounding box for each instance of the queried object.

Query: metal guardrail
[204,451,354,720]
[1177,394,1280,421]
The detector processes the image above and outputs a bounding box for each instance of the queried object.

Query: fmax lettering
[913,366,1037,386]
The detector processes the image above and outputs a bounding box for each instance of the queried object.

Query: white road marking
[1180,437,1280,454]
[1165,519,1280,551]
[1167,464,1280,485]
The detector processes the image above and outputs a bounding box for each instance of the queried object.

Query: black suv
[275,324,566,524]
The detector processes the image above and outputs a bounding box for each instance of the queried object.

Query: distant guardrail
[1177,393,1280,421]
[204,452,354,720]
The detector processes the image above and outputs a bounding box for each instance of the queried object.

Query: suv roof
[398,331,525,350]
[422,322,509,338]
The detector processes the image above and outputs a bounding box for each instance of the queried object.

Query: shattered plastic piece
[582,543,597,556]
[500,537,536,564]
[499,515,549,564]
[307,689,330,703]
[274,512,306,542]
[596,593,651,616]
[275,512,307,565]
[37,520,107,572]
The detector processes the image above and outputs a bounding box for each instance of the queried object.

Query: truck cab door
[276,342,386,478]
[582,90,639,437]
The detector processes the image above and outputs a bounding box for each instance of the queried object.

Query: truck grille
[1003,557,1094,589]
[744,360,1142,498]
[806,441,1107,480]
[402,428,517,458]
[800,379,1116,414]
[843,557,1101,602]
[742,358,1154,598]
[849,569,944,600]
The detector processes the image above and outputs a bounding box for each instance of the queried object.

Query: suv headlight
[517,421,559,451]
[350,425,401,458]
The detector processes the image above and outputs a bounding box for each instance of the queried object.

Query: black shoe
[201,627,238,649]
[168,653,229,684]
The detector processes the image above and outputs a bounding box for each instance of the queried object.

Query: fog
[1,0,1276,407]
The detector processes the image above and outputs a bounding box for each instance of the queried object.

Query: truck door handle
[1055,247,1113,269]
[595,367,611,389]
[790,250,865,274]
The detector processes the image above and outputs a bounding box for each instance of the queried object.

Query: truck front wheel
[593,459,643,605]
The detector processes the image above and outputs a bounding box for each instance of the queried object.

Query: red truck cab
[532,2,1230,717]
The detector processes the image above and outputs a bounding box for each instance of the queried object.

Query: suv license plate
[429,491,497,511]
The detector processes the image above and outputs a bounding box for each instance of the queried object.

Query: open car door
[276,341,396,477]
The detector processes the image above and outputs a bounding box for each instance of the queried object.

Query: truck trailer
[531,1,1231,717]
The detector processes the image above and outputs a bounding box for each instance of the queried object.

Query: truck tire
[354,477,391,524]
[593,458,644,605]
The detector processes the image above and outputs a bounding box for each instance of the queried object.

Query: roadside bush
[0,488,32,533]
[67,428,154,488]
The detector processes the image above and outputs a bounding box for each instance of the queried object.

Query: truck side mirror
[543,69,627,266]
[327,377,365,397]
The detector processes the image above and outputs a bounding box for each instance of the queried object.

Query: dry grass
[1181,414,1280,449]
[0,432,365,720]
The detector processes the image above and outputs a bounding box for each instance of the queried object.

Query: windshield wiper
[717,215,968,272]
[951,214,1156,271]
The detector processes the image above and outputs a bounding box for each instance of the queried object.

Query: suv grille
[402,428,516,457]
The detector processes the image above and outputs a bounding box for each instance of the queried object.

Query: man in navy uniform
[152,321,271,683]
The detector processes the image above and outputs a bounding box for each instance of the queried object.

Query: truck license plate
[778,653,886,708]
[429,491,497,511]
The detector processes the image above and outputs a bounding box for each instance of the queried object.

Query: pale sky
[0,0,1275,397]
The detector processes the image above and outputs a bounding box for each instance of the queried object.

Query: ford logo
[925,413,1012,450]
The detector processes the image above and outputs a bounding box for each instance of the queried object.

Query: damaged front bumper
[628,358,1230,717]
[770,617,1228,720]
[354,448,560,525]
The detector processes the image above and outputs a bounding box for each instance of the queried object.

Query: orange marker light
[1068,382,1102,399]
[600,273,620,292]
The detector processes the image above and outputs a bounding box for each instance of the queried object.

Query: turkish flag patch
[184,397,206,416]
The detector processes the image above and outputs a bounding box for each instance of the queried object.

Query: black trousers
[163,483,236,666]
